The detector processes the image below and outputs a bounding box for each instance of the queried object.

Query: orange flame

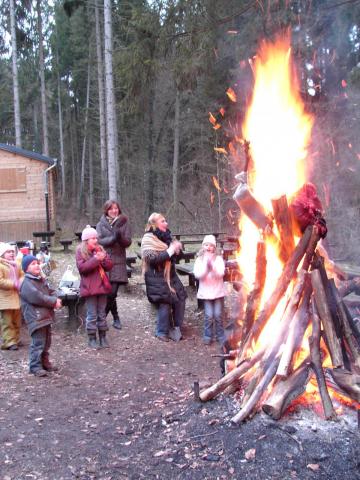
[226,87,237,102]
[237,33,314,351]
[212,176,221,192]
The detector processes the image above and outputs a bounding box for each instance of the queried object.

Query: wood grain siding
[0,150,56,241]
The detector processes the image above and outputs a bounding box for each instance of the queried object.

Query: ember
[200,34,360,423]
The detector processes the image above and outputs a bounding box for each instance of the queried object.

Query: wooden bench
[175,263,196,287]
[126,254,137,268]
[60,239,73,252]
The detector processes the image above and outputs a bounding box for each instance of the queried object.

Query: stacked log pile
[199,195,360,423]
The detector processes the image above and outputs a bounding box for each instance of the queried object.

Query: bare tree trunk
[95,0,107,200]
[10,0,21,147]
[104,0,118,200]
[79,58,91,209]
[172,87,180,218]
[145,91,155,218]
[37,0,49,156]
[57,74,65,199]
[89,137,94,224]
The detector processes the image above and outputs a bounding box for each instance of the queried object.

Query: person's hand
[171,240,182,255]
[95,250,106,262]
[55,298,62,309]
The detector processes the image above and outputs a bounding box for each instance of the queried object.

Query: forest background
[1,0,360,261]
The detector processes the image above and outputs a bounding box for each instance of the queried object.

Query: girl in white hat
[193,235,226,345]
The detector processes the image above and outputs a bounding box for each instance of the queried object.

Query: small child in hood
[193,235,226,345]
[76,226,113,349]
[0,243,24,350]
[20,255,62,377]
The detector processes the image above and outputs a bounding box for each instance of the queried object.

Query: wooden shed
[0,143,56,243]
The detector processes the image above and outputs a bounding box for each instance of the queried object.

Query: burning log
[199,349,265,402]
[325,368,360,403]
[231,354,280,423]
[241,240,267,342]
[277,279,312,378]
[308,301,337,420]
[238,226,313,362]
[262,359,312,420]
[329,280,360,368]
[231,270,308,421]
[311,269,344,368]
[271,195,295,262]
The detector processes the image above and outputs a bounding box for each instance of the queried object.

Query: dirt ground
[0,250,359,480]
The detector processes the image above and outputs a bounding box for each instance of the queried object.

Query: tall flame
[238,34,314,349]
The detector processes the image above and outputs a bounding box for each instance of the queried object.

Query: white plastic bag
[59,265,80,288]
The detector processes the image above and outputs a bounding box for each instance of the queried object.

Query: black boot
[112,316,122,330]
[88,332,97,349]
[98,330,110,348]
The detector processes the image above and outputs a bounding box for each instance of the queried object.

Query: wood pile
[199,195,360,423]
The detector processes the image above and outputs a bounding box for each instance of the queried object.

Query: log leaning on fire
[199,349,265,402]
[329,280,360,368]
[308,301,337,420]
[231,270,308,422]
[241,240,267,343]
[311,269,344,368]
[324,368,360,403]
[238,226,313,363]
[271,195,295,263]
[262,359,312,420]
[277,279,312,378]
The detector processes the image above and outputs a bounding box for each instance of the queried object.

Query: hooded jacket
[76,247,113,297]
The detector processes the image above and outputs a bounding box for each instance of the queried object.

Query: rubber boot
[98,330,110,348]
[88,332,97,349]
[112,316,122,330]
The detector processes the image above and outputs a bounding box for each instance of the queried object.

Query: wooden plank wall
[0,150,56,242]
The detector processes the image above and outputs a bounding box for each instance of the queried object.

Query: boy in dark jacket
[20,255,62,377]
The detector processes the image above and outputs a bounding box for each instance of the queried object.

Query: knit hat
[81,225,98,241]
[0,243,15,258]
[202,235,216,247]
[21,255,38,272]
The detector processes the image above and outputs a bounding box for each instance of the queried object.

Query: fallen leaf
[245,448,256,460]
[307,464,320,471]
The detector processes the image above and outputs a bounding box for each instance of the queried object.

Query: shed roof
[0,143,55,165]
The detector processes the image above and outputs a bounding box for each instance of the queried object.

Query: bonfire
[202,34,360,423]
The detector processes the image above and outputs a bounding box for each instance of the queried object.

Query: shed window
[0,167,26,192]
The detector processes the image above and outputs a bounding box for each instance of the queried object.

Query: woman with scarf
[0,243,24,350]
[141,213,187,342]
[96,200,132,330]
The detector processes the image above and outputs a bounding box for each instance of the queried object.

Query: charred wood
[272,195,295,262]
[309,301,337,420]
[311,269,344,368]
[263,359,312,420]
[325,368,360,403]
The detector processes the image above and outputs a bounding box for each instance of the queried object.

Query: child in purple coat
[76,226,113,349]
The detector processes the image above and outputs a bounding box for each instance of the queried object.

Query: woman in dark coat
[141,212,187,342]
[96,200,132,329]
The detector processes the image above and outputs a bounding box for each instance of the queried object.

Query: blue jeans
[85,295,108,332]
[29,326,51,373]
[156,299,186,338]
[203,298,225,343]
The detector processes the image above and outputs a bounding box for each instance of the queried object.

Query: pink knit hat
[202,235,216,247]
[81,225,98,241]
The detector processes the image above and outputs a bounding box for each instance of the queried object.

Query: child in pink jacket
[193,235,226,345]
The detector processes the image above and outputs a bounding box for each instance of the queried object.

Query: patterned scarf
[140,232,174,292]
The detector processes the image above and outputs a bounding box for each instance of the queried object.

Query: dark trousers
[29,325,51,373]
[156,299,186,338]
[106,282,120,319]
